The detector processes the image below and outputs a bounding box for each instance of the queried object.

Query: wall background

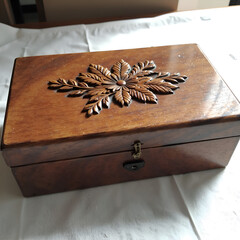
[0,0,232,25]
[43,0,178,22]
[177,0,230,11]
[0,0,14,24]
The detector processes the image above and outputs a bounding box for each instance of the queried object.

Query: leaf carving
[114,88,131,106]
[128,60,156,79]
[68,90,86,97]
[48,78,89,91]
[77,73,104,85]
[83,94,112,116]
[111,59,131,81]
[129,87,157,103]
[86,86,108,96]
[48,59,187,116]
[157,72,188,83]
[88,64,112,80]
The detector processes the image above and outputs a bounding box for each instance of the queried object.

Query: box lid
[2,44,240,167]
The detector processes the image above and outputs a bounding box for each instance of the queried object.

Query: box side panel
[12,137,239,197]
[3,119,240,167]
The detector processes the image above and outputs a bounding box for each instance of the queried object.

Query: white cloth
[1,7,240,240]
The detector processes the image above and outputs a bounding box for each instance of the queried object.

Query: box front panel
[12,137,239,197]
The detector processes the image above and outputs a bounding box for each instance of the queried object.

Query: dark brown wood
[36,0,46,22]
[11,12,169,29]
[9,0,24,24]
[2,44,240,167]
[12,137,239,197]
[3,120,240,167]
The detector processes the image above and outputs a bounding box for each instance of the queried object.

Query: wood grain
[12,137,239,197]
[1,44,240,167]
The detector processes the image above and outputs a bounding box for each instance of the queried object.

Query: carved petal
[106,85,121,92]
[68,90,86,97]
[137,77,152,83]
[160,72,170,77]
[57,78,68,85]
[48,78,78,91]
[48,84,62,89]
[146,84,174,94]
[48,78,89,90]
[86,86,108,96]
[140,60,156,70]
[83,101,100,115]
[78,82,89,87]
[83,94,112,116]
[129,60,156,79]
[129,87,157,103]
[78,73,104,86]
[125,78,138,84]
[57,86,74,91]
[147,80,178,88]
[157,73,188,83]
[135,71,159,78]
[88,64,112,80]
[67,79,79,86]
[114,88,131,106]
[111,59,131,81]
[102,95,111,108]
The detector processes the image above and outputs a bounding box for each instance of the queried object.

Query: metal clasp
[132,141,142,159]
[123,141,144,171]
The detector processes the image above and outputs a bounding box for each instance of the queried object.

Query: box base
[13,137,239,197]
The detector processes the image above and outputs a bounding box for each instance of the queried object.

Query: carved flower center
[116,80,126,86]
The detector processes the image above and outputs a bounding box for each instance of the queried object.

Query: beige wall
[177,0,230,11]
[43,0,178,22]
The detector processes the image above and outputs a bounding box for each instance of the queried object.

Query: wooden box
[1,44,240,197]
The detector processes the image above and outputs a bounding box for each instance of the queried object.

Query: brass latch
[123,141,144,171]
[132,141,142,159]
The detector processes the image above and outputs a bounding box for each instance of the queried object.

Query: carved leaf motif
[129,87,157,103]
[48,78,88,91]
[137,77,152,84]
[114,88,131,106]
[67,79,79,86]
[146,84,174,94]
[68,90,86,97]
[78,82,89,87]
[86,86,108,96]
[111,59,131,81]
[48,59,187,116]
[88,64,112,80]
[57,86,74,91]
[128,60,156,79]
[157,73,188,84]
[78,73,104,85]
[102,95,111,108]
[83,94,112,116]
[106,85,121,92]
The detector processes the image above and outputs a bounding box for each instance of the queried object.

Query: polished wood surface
[2,44,240,166]
[12,137,239,197]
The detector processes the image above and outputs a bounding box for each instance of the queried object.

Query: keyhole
[123,160,145,171]
[131,165,138,170]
